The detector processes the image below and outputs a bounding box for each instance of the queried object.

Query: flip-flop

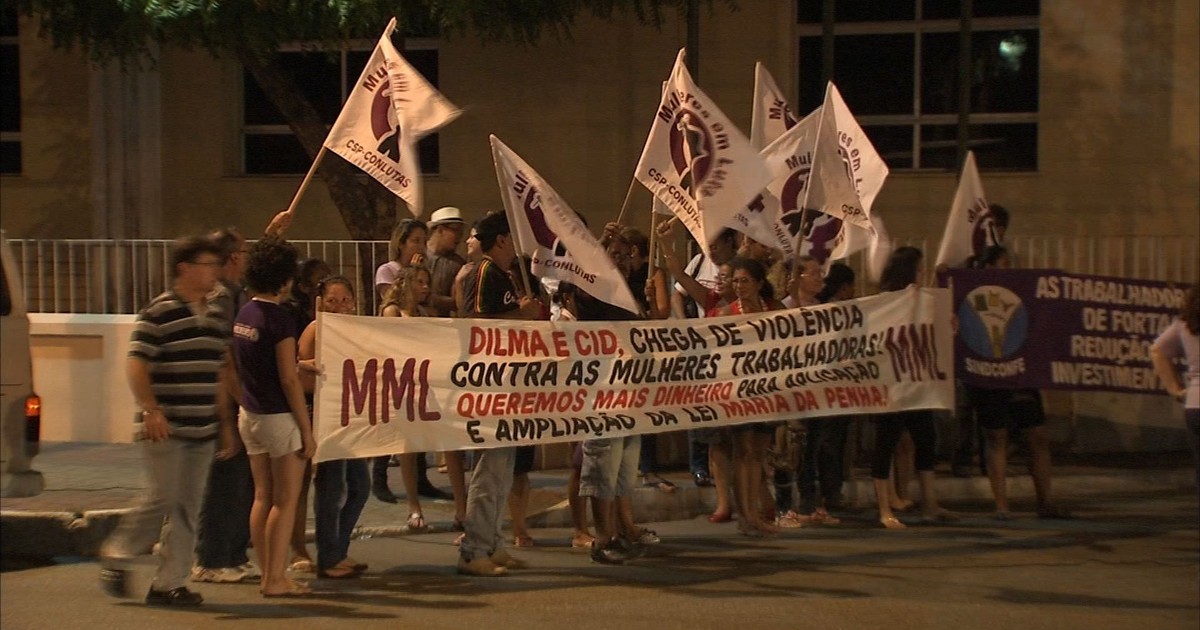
[880,516,906,530]
[262,583,313,598]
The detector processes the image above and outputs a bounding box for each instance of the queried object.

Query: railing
[10,235,1198,314]
[11,239,390,315]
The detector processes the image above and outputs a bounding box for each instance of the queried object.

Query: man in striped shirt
[99,235,239,607]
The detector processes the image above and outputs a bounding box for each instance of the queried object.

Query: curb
[3,469,1194,558]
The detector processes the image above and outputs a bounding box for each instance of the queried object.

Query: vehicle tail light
[25,394,41,457]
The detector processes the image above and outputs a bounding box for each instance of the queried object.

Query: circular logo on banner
[668,109,713,196]
[957,285,1029,359]
[370,81,403,162]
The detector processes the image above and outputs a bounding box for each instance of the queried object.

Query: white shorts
[239,409,302,458]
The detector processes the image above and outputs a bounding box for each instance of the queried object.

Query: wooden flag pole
[285,145,329,215]
[613,176,640,227]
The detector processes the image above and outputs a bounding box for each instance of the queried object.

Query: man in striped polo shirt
[99,235,240,607]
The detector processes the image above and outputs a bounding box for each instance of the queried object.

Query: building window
[1,8,21,175]
[798,0,1040,170]
[242,40,441,175]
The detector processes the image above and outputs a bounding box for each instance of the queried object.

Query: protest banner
[635,49,772,259]
[312,287,954,462]
[948,269,1186,393]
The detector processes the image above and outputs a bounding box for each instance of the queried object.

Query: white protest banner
[323,19,459,215]
[635,49,772,258]
[313,288,954,461]
[490,135,641,315]
[750,62,800,150]
[935,150,993,268]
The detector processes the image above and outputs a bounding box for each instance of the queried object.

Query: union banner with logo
[490,135,641,315]
[947,269,1185,393]
[312,288,955,461]
[323,19,459,216]
[635,49,772,259]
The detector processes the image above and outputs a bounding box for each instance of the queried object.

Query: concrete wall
[29,315,138,443]
[3,1,1195,243]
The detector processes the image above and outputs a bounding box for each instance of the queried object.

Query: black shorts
[514,445,537,475]
[969,387,1046,432]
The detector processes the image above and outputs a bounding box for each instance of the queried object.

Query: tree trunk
[239,50,397,240]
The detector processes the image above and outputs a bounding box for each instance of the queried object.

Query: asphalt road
[2,493,1197,630]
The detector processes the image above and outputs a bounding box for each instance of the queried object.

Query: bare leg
[874,476,904,529]
[591,497,616,546]
[262,454,308,595]
[1027,425,1056,510]
[444,451,468,524]
[568,465,592,543]
[399,453,423,522]
[290,460,312,565]
[732,431,754,531]
[708,441,733,519]
[508,472,531,544]
[986,429,1011,513]
[247,454,274,586]
[918,470,949,518]
[754,432,779,533]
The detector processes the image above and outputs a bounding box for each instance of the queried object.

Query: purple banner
[946,269,1186,394]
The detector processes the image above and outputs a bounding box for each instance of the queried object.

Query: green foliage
[15,0,735,64]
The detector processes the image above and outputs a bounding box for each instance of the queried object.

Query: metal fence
[9,235,1198,314]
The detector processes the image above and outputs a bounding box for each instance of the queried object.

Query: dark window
[243,43,442,176]
[1,7,20,175]
[797,0,1039,171]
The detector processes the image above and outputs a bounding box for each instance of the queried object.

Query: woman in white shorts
[233,237,315,598]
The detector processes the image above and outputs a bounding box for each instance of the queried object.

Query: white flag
[802,89,873,233]
[635,49,772,259]
[750,62,801,149]
[935,151,993,268]
[323,20,459,216]
[827,83,888,213]
[490,136,641,316]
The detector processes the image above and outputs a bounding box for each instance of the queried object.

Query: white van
[0,230,43,497]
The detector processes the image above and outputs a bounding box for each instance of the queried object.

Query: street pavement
[2,492,1197,630]
[1,442,1197,558]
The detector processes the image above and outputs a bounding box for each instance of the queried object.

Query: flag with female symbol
[323,19,461,216]
[935,151,993,268]
[635,49,772,258]
[490,135,641,315]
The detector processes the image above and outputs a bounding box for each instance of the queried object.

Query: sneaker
[238,561,262,579]
[145,586,204,607]
[457,556,507,577]
[589,541,626,565]
[489,549,528,570]
[99,568,129,598]
[634,529,661,545]
[613,537,644,559]
[190,566,245,583]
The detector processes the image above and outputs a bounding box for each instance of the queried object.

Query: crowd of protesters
[98,205,1200,605]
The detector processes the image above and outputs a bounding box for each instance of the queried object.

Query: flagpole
[613,175,640,227]
[285,145,329,215]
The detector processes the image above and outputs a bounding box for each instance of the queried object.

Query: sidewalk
[2,442,1195,558]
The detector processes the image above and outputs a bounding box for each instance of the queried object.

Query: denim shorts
[578,436,640,501]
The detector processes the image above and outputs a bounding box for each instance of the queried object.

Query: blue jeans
[195,449,253,569]
[314,458,370,572]
[798,418,850,512]
[688,430,710,476]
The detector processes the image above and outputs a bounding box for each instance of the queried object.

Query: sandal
[317,565,360,579]
[262,581,313,598]
[338,558,368,572]
[775,510,806,529]
[571,532,596,549]
[452,532,466,546]
[287,558,314,573]
[641,474,677,494]
[811,510,841,525]
[707,509,733,523]
[880,516,906,530]
[513,534,535,548]
[406,512,429,532]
